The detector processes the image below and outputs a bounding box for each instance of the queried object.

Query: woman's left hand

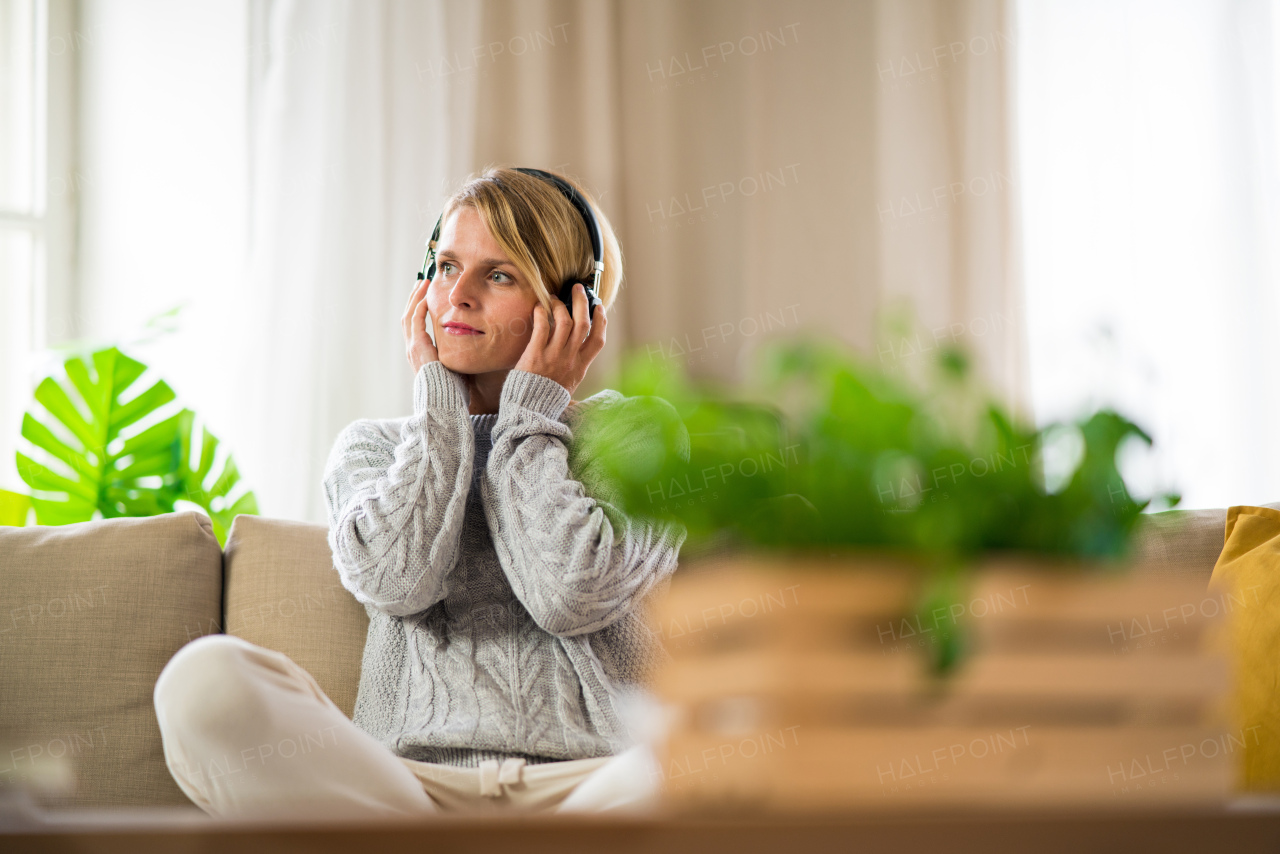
[515,282,606,397]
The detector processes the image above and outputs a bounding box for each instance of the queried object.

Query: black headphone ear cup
[421,212,444,283]
[557,280,597,321]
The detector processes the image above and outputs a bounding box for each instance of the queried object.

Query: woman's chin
[436,352,474,374]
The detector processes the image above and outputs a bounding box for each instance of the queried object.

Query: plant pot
[644,550,1236,814]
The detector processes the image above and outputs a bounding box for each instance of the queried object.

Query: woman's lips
[442,322,483,335]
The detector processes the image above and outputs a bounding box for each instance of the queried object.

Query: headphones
[417,167,604,321]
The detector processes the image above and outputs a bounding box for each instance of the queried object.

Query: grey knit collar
[469,412,499,435]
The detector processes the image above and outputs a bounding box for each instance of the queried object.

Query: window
[1016,0,1280,509]
[0,0,75,499]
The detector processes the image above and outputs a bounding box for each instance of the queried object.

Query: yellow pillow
[1208,505,1280,791]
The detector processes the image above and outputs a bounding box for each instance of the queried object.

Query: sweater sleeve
[322,360,474,617]
[480,368,688,638]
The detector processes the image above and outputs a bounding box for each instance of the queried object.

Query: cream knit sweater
[322,360,687,768]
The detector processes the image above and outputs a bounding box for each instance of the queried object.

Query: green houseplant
[590,333,1177,671]
[590,333,1234,811]
[0,345,258,547]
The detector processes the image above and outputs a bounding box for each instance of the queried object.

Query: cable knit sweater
[321,360,688,768]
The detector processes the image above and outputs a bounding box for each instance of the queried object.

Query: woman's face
[426,205,540,376]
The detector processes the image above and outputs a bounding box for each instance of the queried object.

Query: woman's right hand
[403,276,439,374]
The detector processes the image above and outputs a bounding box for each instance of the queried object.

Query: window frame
[0,0,78,498]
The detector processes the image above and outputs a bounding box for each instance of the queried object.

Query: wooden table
[5,799,1280,853]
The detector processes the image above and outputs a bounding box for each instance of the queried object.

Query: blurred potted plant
[588,328,1232,811]
[0,306,257,546]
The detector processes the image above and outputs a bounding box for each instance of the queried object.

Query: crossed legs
[154,634,662,819]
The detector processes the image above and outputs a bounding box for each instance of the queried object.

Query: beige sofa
[0,505,1270,812]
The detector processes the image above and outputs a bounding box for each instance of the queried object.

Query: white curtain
[1017,0,1280,509]
[230,0,1024,525]
[230,0,476,525]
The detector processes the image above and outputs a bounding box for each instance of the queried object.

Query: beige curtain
[455,0,1027,414]
[241,0,1027,524]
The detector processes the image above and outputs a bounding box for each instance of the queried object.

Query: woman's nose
[448,271,481,308]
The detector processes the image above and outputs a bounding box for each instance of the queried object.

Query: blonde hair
[439,166,622,320]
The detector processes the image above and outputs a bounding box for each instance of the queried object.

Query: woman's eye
[491,270,513,284]
[440,262,457,276]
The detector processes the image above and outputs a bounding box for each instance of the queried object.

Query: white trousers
[153,634,663,820]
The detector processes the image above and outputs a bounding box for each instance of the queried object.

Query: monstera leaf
[12,346,257,546]
[174,408,259,545]
[0,488,31,526]
[17,347,178,523]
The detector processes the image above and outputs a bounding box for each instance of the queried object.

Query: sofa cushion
[1131,501,1280,581]
[1208,505,1280,792]
[222,515,368,719]
[0,511,223,808]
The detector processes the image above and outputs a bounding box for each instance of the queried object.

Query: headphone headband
[417,168,605,315]
[512,167,604,263]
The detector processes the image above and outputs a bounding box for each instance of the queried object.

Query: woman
[153,167,687,818]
